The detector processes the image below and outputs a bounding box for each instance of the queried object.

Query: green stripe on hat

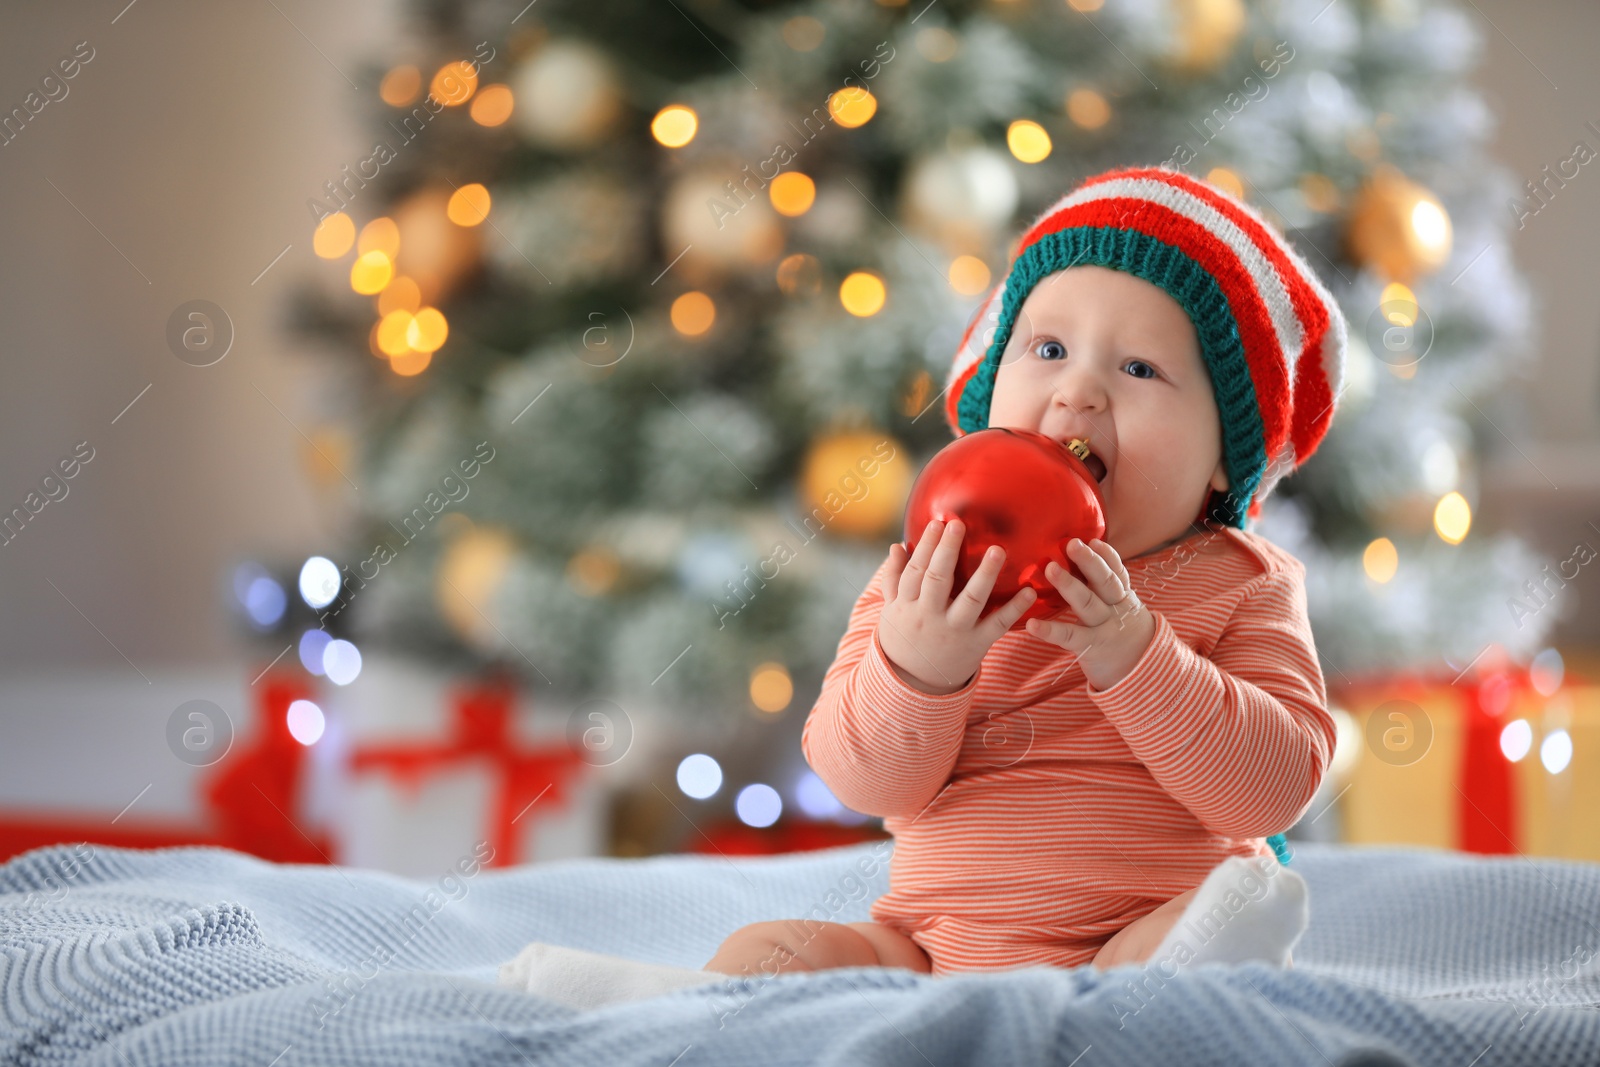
[954,226,1269,528]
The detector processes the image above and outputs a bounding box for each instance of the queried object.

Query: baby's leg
[1092,889,1197,970]
[1094,856,1308,970]
[704,919,932,977]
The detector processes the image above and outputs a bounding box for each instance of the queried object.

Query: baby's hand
[876,518,1036,696]
[1024,537,1156,691]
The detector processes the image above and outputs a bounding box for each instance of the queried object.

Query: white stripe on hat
[1051,176,1308,383]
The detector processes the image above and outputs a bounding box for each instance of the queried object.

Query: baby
[501,164,1347,1008]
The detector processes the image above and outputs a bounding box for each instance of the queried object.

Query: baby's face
[988,265,1228,560]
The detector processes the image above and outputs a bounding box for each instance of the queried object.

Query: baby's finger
[980,582,1038,639]
[948,543,1007,626]
[901,519,943,600]
[1067,538,1127,606]
[1023,614,1081,651]
[919,517,965,605]
[882,542,907,601]
[1089,538,1132,589]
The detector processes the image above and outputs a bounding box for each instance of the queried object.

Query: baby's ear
[1209,462,1229,492]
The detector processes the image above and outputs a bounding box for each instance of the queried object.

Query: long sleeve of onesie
[1086,565,1335,839]
[800,556,977,820]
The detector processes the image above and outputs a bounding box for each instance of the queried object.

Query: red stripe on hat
[1079,167,1339,462]
[1021,196,1293,468]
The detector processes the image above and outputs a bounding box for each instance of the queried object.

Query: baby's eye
[1037,340,1066,361]
[1124,360,1158,379]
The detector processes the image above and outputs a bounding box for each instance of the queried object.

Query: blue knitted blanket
[3,839,1598,1066]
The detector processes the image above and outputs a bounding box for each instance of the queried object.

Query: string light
[651,105,698,147]
[1206,167,1245,200]
[1500,719,1532,762]
[1362,537,1398,583]
[350,251,394,295]
[1007,120,1052,163]
[379,66,421,107]
[749,662,793,713]
[671,291,715,335]
[430,60,478,106]
[470,84,514,126]
[358,217,400,259]
[406,307,448,352]
[948,255,990,295]
[677,754,722,799]
[377,276,421,315]
[446,184,492,226]
[376,311,415,356]
[776,253,821,295]
[736,784,782,828]
[286,700,325,746]
[828,88,877,128]
[839,271,886,316]
[1433,491,1471,544]
[313,213,355,259]
[390,350,432,376]
[1066,88,1111,130]
[768,172,815,216]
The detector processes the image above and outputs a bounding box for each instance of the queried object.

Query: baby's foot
[1149,854,1309,968]
[498,941,726,1011]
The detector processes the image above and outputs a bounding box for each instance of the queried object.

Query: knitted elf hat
[944,164,1348,530]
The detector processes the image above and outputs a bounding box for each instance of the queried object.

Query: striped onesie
[801,524,1335,975]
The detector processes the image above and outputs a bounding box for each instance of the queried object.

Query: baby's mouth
[1064,438,1108,484]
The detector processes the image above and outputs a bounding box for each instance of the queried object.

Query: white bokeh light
[298,556,341,609]
[795,770,842,819]
[322,639,362,686]
[735,783,782,828]
[1541,729,1573,775]
[1499,719,1532,762]
[677,753,722,799]
[298,629,331,675]
[286,699,325,746]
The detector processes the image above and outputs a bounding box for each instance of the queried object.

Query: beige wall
[0,0,1593,677]
[0,1,392,672]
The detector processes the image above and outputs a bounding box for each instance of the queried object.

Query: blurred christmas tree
[291,0,1556,723]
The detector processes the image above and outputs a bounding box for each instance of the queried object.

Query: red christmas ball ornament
[903,428,1107,630]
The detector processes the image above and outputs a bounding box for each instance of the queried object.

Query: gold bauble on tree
[662,166,785,275]
[436,525,518,650]
[1165,0,1246,74]
[798,427,913,538]
[1345,165,1454,284]
[509,39,623,150]
[901,146,1019,252]
[394,187,483,304]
